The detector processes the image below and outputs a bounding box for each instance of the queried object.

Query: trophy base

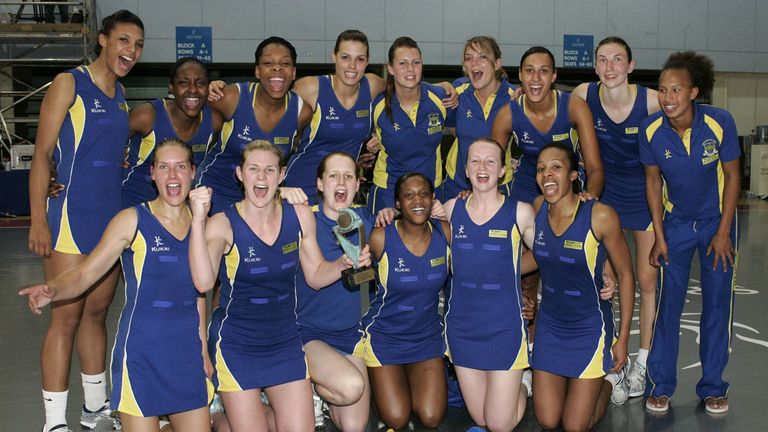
[341,267,376,291]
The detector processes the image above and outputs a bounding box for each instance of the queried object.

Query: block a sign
[176,27,212,62]
[563,34,593,68]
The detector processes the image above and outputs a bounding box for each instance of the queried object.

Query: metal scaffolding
[0,0,96,169]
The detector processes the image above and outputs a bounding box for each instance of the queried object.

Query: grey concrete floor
[2,198,767,431]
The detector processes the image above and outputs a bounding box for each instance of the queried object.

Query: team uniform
[354,220,449,366]
[295,204,374,354]
[639,104,740,400]
[508,90,579,204]
[445,196,529,370]
[122,99,215,208]
[208,202,308,391]
[47,66,130,254]
[196,83,303,213]
[531,200,614,378]
[285,75,372,205]
[439,78,517,201]
[368,83,448,213]
[111,203,212,416]
[585,82,651,230]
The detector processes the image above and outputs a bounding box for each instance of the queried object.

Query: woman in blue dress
[22,140,213,432]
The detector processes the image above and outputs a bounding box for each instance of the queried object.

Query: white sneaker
[606,358,630,406]
[80,402,120,430]
[45,425,72,432]
[627,361,647,398]
[312,394,327,429]
[521,369,533,397]
[210,392,224,414]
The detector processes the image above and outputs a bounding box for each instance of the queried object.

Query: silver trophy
[332,208,376,290]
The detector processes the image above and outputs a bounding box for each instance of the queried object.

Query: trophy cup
[333,208,376,290]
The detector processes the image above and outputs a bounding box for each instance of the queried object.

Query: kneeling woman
[21,139,212,432]
[188,141,369,432]
[531,142,634,431]
[355,173,450,429]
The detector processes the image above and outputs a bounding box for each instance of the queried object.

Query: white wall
[94,0,768,72]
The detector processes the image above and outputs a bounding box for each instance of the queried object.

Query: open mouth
[334,189,349,204]
[410,206,426,215]
[183,97,200,111]
[118,55,135,72]
[166,183,181,197]
[267,76,286,92]
[527,84,544,97]
[343,72,358,80]
[541,180,558,197]
[253,184,269,198]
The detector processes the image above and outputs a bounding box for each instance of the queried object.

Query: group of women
[20,7,740,432]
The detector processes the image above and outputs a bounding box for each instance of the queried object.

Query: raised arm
[207,83,240,120]
[189,186,231,292]
[292,75,320,110]
[569,95,604,198]
[295,204,370,289]
[28,73,74,257]
[20,208,137,313]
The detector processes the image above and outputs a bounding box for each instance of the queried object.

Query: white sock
[636,349,649,368]
[81,372,108,411]
[43,389,68,431]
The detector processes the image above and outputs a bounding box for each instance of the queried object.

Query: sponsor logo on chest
[151,235,170,253]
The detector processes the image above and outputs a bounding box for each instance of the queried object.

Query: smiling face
[536,146,578,202]
[463,43,502,92]
[395,175,433,225]
[519,52,556,103]
[255,43,297,99]
[151,143,195,207]
[595,42,635,89]
[317,154,359,213]
[466,139,504,193]
[98,22,144,77]
[387,46,423,91]
[658,67,698,125]
[236,148,285,208]
[170,61,209,118]
[332,40,369,87]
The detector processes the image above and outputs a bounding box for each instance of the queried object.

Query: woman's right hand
[208,80,226,102]
[189,186,213,221]
[18,283,55,314]
[28,220,52,258]
[365,136,380,154]
[650,236,669,268]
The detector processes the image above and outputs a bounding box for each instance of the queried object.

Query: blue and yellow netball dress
[531,199,614,378]
[367,83,448,213]
[444,197,529,370]
[111,203,212,416]
[354,220,449,366]
[639,103,740,400]
[295,204,374,354]
[122,99,215,208]
[440,78,516,201]
[284,75,372,205]
[196,83,302,213]
[208,201,308,391]
[585,82,651,230]
[508,90,578,204]
[47,65,129,254]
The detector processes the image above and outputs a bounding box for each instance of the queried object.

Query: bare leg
[561,377,605,432]
[304,340,364,405]
[327,355,370,432]
[454,366,488,427]
[119,413,161,432]
[167,406,211,432]
[633,230,657,351]
[405,357,446,428]
[368,364,411,430]
[221,389,268,432]
[532,370,567,430]
[264,379,314,431]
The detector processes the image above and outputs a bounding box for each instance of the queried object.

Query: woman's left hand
[609,339,628,373]
[706,232,735,272]
[279,187,308,205]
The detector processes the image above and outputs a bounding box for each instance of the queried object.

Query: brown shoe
[645,395,670,412]
[704,396,729,414]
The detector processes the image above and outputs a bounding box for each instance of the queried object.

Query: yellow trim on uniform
[644,117,663,143]
[583,230,598,279]
[307,102,322,144]
[703,114,724,143]
[225,244,240,288]
[681,128,692,156]
[372,99,389,189]
[54,198,81,254]
[510,224,529,370]
[132,231,147,287]
[406,101,420,125]
[117,354,143,416]
[137,131,156,167]
[426,88,447,120]
[215,337,243,392]
[445,137,459,179]
[579,229,606,378]
[456,82,471,95]
[477,91,496,120]
[70,95,85,153]
[717,160,725,212]
[220,119,235,152]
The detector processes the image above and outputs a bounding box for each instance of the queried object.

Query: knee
[561,417,590,432]
[50,312,82,336]
[415,406,445,429]
[486,416,520,432]
[378,408,410,431]
[535,412,561,431]
[638,270,658,294]
[335,416,367,432]
[330,374,364,406]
